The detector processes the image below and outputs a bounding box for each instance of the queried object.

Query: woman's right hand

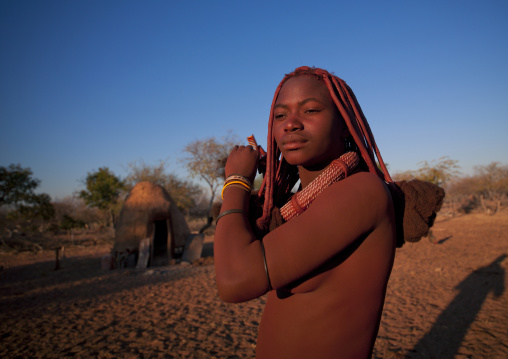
[225,145,259,183]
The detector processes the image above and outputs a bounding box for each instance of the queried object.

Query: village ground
[0,211,507,358]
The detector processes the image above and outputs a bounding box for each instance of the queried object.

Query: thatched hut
[113,181,190,267]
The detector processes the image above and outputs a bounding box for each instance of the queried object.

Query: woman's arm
[214,146,270,303]
[214,148,394,302]
[263,171,395,289]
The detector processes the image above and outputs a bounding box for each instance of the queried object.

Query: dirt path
[1,212,507,358]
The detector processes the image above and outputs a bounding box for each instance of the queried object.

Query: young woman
[214,66,397,358]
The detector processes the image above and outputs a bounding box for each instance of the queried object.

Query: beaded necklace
[280,151,359,221]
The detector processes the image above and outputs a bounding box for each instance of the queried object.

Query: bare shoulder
[322,171,393,223]
[334,171,391,202]
[347,171,391,197]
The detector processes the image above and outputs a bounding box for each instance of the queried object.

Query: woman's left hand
[225,145,259,183]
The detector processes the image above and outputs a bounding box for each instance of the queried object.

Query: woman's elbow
[216,273,265,303]
[217,286,249,303]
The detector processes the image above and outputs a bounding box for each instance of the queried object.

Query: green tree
[79,167,126,227]
[125,160,203,214]
[182,133,239,223]
[1,164,40,207]
[13,193,55,221]
[0,164,54,225]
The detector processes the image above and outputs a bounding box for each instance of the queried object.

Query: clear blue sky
[1,0,507,200]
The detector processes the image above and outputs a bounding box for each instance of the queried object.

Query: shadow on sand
[407,254,506,358]
[0,246,215,317]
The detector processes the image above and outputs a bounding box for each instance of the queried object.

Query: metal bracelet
[215,209,245,225]
[260,239,273,291]
[225,174,252,188]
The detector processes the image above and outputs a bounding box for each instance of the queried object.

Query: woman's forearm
[214,186,269,302]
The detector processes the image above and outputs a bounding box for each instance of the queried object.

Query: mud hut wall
[114,182,170,252]
[113,181,191,254]
[114,207,155,252]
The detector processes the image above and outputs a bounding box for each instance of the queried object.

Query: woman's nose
[284,113,303,132]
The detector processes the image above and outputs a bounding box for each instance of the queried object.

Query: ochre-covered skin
[257,173,395,358]
[214,72,396,358]
[215,172,396,358]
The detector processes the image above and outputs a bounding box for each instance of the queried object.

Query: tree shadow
[407,254,506,358]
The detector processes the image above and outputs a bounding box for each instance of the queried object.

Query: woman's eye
[305,108,320,113]
[274,113,285,120]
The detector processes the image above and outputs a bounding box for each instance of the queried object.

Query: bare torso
[215,172,396,359]
[256,172,396,358]
[257,218,395,358]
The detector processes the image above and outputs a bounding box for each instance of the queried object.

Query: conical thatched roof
[113,181,190,254]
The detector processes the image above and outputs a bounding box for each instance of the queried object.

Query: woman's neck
[298,165,328,189]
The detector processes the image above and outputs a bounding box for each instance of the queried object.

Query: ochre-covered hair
[256,66,392,232]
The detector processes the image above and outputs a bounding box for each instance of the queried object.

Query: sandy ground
[0,211,507,358]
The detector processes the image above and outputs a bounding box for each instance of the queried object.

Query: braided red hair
[256,66,392,232]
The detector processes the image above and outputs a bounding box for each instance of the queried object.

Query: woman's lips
[281,135,307,150]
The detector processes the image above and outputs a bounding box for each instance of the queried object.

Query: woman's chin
[282,152,307,166]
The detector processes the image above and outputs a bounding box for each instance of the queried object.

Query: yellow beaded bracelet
[221,180,251,200]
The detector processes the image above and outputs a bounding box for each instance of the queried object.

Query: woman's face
[273,76,347,170]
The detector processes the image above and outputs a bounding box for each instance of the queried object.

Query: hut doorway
[152,220,170,266]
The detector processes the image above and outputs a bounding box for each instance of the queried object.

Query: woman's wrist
[222,174,253,200]
[220,185,251,212]
[224,174,253,188]
[222,185,250,201]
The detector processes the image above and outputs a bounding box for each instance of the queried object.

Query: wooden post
[55,246,64,270]
[136,237,151,269]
